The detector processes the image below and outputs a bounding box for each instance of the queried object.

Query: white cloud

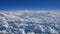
[19,29,26,34]
[0,10,60,34]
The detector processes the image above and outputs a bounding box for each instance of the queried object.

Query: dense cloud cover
[0,11,60,34]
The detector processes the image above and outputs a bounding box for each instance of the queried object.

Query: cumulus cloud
[0,10,60,34]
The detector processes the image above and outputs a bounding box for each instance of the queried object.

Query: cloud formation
[0,10,60,34]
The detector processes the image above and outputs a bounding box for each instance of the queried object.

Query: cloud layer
[0,11,60,34]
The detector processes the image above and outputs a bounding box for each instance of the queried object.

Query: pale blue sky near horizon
[0,0,60,11]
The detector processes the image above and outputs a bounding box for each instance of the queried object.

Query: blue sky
[0,0,60,11]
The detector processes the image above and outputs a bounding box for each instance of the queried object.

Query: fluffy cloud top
[0,10,60,34]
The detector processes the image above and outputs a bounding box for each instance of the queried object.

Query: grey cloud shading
[0,11,60,34]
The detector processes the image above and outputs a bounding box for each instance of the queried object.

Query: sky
[0,0,60,11]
